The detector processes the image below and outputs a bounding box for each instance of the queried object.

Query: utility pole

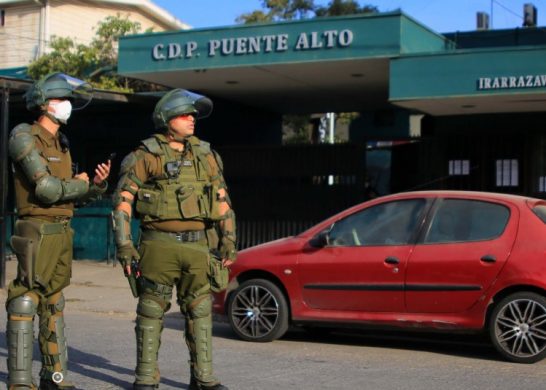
[0,86,10,288]
[327,112,335,185]
[491,0,494,29]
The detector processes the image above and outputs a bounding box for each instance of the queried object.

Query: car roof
[385,190,539,203]
[297,190,546,238]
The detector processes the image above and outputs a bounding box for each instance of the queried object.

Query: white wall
[0,0,178,68]
[0,4,41,68]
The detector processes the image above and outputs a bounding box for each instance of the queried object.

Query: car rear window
[532,204,546,223]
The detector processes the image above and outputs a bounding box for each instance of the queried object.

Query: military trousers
[6,217,74,387]
[8,217,73,301]
[135,232,219,385]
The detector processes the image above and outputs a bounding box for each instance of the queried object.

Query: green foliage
[237,0,315,24]
[91,15,142,66]
[27,14,158,92]
[27,37,95,80]
[236,0,377,24]
[282,114,312,144]
[337,112,360,125]
[315,0,378,17]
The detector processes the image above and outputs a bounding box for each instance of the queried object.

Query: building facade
[0,0,188,69]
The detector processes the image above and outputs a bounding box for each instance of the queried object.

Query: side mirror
[309,230,329,248]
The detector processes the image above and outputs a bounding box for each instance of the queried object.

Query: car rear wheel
[227,279,289,342]
[489,292,546,363]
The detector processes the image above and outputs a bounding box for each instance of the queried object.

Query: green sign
[119,12,447,74]
[391,47,546,100]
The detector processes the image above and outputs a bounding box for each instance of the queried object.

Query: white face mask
[48,100,72,124]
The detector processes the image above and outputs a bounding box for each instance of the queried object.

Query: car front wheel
[227,278,289,342]
[489,292,546,363]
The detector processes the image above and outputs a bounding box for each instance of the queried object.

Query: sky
[153,0,546,33]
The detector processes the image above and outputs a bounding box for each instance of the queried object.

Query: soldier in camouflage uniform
[6,73,111,389]
[112,89,236,390]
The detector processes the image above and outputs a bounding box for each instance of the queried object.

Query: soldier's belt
[21,217,70,235]
[141,229,204,243]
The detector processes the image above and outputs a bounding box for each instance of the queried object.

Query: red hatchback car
[213,191,546,363]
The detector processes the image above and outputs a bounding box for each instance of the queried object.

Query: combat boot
[133,384,158,390]
[38,378,76,390]
[189,376,229,390]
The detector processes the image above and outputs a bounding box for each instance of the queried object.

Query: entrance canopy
[391,46,546,115]
[119,12,448,114]
[119,11,546,116]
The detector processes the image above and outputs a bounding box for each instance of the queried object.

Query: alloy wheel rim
[495,298,546,358]
[231,285,280,338]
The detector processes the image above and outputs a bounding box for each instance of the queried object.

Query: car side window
[424,199,510,244]
[328,199,426,247]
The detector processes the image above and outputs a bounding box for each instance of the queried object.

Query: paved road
[0,260,545,389]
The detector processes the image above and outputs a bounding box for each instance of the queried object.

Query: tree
[236,0,377,24]
[315,0,378,17]
[27,14,159,92]
[236,0,315,24]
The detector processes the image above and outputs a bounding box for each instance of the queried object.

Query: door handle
[480,255,496,263]
[385,256,400,265]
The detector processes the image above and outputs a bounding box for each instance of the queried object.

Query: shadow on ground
[211,321,503,363]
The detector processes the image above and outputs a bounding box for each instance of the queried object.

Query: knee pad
[7,293,38,317]
[47,292,65,314]
[186,294,212,319]
[137,297,166,319]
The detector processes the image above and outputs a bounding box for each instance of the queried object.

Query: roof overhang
[119,12,449,114]
[390,46,546,115]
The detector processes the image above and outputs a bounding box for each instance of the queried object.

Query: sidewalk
[0,259,138,317]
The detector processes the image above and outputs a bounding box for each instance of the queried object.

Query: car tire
[489,292,546,363]
[227,278,289,342]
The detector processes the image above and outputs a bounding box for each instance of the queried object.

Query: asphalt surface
[0,259,545,390]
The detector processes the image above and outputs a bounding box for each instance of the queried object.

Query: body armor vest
[12,124,75,217]
[135,135,222,224]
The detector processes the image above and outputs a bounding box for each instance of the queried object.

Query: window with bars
[448,159,470,176]
[538,176,546,192]
[496,159,519,187]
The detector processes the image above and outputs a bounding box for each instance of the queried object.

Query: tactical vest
[12,123,75,217]
[135,134,222,223]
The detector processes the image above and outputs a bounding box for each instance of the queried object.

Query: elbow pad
[35,176,88,204]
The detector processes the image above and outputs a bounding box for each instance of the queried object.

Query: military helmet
[152,89,213,129]
[25,72,93,112]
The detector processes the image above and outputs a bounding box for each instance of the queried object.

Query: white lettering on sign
[152,29,355,61]
[152,42,199,60]
[478,74,546,90]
